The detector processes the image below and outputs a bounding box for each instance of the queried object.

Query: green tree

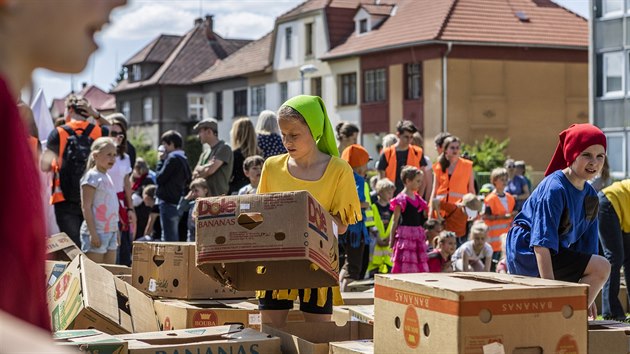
[129,132,157,170]
[462,136,510,172]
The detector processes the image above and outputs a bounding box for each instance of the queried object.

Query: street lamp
[300,64,318,94]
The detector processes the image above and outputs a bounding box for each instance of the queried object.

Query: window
[285,27,292,60]
[406,63,422,99]
[251,85,266,116]
[359,19,368,34]
[305,23,313,56]
[607,133,625,175]
[143,97,152,122]
[121,101,130,121]
[132,64,142,81]
[188,94,204,121]
[216,91,223,120]
[339,73,357,105]
[233,89,248,117]
[603,0,623,17]
[604,51,623,95]
[311,77,322,98]
[364,69,386,102]
[280,82,288,103]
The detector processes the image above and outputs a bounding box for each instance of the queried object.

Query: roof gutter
[442,42,452,132]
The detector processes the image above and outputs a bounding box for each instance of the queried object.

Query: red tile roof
[277,0,329,22]
[124,35,182,66]
[49,85,116,117]
[324,0,587,59]
[361,4,395,16]
[193,32,273,83]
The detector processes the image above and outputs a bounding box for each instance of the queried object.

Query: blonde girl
[79,137,120,264]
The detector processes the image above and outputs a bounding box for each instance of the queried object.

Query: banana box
[154,299,261,331]
[47,232,82,261]
[195,191,340,290]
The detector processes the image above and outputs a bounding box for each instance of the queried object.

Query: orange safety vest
[383,144,424,183]
[432,157,473,204]
[484,191,515,252]
[50,121,103,204]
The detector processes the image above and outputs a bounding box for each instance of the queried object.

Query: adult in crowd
[598,179,630,321]
[514,160,532,191]
[131,158,154,242]
[256,110,286,158]
[193,118,233,196]
[412,131,434,202]
[336,121,360,155]
[156,130,191,241]
[0,0,126,331]
[590,156,612,193]
[382,134,398,149]
[434,132,452,155]
[429,136,475,229]
[377,120,427,195]
[505,158,530,211]
[108,115,136,265]
[42,95,110,247]
[229,117,260,194]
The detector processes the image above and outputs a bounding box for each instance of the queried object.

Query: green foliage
[184,135,203,170]
[462,136,510,172]
[129,132,157,170]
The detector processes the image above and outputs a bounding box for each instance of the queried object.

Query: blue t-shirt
[506,170,599,277]
[506,175,528,210]
[341,172,369,248]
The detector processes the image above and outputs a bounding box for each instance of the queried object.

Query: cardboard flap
[115,325,245,343]
[80,256,121,325]
[47,233,83,260]
[122,281,159,333]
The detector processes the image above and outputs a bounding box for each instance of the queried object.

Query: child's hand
[588,302,598,320]
[389,237,395,249]
[377,237,389,247]
[90,234,101,248]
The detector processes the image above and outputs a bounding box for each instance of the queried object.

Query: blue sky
[31,0,590,104]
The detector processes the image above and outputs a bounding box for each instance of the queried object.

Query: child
[496,233,508,273]
[140,185,161,240]
[452,221,493,272]
[389,166,429,273]
[366,179,395,277]
[424,219,444,251]
[256,95,361,327]
[79,137,120,264]
[339,144,371,290]
[507,123,610,318]
[433,193,482,247]
[483,167,516,270]
[427,231,457,273]
[238,155,264,195]
[182,178,209,242]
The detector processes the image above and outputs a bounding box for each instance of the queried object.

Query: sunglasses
[507,165,515,168]
[111,131,125,138]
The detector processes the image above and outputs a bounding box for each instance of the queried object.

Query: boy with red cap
[506,123,611,318]
[339,144,371,290]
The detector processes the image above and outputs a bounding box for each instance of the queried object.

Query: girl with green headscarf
[255,95,362,327]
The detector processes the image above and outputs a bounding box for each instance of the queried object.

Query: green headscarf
[282,95,339,157]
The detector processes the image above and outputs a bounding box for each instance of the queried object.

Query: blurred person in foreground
[0,0,126,331]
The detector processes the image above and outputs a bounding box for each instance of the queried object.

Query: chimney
[204,15,215,41]
[82,82,87,89]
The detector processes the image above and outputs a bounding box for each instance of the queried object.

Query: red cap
[544,123,607,176]
[341,144,371,168]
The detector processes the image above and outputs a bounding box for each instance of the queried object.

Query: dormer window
[359,19,368,34]
[132,64,142,82]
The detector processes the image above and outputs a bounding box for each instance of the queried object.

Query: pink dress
[390,192,429,273]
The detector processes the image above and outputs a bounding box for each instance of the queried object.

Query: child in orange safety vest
[483,167,517,271]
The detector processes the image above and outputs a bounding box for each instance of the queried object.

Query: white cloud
[104,3,195,40]
[215,12,276,39]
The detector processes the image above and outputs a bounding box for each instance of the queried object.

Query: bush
[462,136,510,172]
[129,132,157,170]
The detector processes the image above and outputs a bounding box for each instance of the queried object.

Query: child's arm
[389,206,401,248]
[332,214,348,235]
[144,211,159,237]
[462,252,470,271]
[123,173,136,235]
[428,176,438,217]
[533,246,554,280]
[484,251,492,271]
[80,185,101,248]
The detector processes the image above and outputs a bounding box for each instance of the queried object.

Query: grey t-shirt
[197,140,234,196]
[80,169,119,234]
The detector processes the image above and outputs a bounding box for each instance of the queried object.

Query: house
[590,0,630,178]
[50,82,116,119]
[323,0,589,171]
[112,15,250,147]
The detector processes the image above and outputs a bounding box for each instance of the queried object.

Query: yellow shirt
[603,179,630,233]
[256,153,362,307]
[258,153,362,225]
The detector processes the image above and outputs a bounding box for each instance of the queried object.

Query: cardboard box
[53,329,127,353]
[47,255,159,334]
[341,292,374,305]
[101,263,132,276]
[262,321,373,354]
[195,191,340,290]
[154,299,261,331]
[588,320,630,354]
[374,272,588,354]
[47,233,82,261]
[117,274,132,284]
[346,279,373,293]
[333,306,374,326]
[132,241,254,299]
[46,260,69,289]
[595,285,628,314]
[330,340,374,354]
[115,325,281,354]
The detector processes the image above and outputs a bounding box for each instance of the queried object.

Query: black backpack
[59,124,95,203]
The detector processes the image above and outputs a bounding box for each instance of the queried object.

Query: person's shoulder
[329,155,354,172]
[428,250,441,259]
[459,157,473,167]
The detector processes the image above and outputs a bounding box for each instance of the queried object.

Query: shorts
[551,248,592,283]
[81,231,118,254]
[258,288,334,314]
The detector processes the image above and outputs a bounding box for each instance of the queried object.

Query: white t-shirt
[109,153,132,193]
[452,240,493,261]
[80,169,119,234]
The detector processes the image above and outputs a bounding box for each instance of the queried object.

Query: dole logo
[198,198,237,217]
[308,197,327,233]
